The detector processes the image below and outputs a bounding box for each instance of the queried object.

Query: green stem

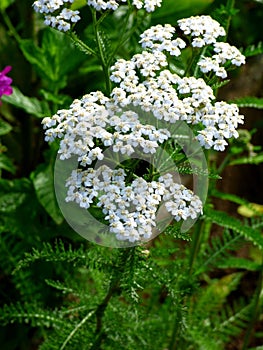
[184,47,196,77]
[189,219,204,274]
[91,9,111,95]
[242,259,263,350]
[1,9,21,43]
[224,0,236,40]
[60,310,95,350]
[217,152,232,174]
[69,32,97,56]
[94,278,119,334]
[92,248,136,348]
[168,306,183,350]
[109,8,141,63]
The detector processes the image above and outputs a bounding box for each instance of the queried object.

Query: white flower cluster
[176,15,246,78]
[177,15,226,47]
[42,88,204,242]
[42,15,246,242]
[42,91,170,164]
[87,0,126,11]
[198,42,246,78]
[65,166,202,242]
[139,24,186,56]
[33,0,80,31]
[88,0,162,12]
[33,0,163,32]
[110,19,245,151]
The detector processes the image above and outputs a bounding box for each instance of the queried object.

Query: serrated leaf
[32,163,64,225]
[19,39,52,81]
[229,154,263,165]
[204,208,263,249]
[97,29,113,66]
[217,257,261,271]
[2,87,50,118]
[39,89,71,107]
[243,42,263,57]
[229,96,263,109]
[0,154,15,174]
[211,189,251,206]
[19,28,86,90]
[212,79,230,91]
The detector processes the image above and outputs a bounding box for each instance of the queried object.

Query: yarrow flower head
[177,15,226,47]
[110,16,245,152]
[0,66,13,103]
[64,166,202,242]
[33,0,80,31]
[33,0,163,31]
[42,15,246,243]
[42,89,203,243]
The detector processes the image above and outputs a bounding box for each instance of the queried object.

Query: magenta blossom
[0,66,13,103]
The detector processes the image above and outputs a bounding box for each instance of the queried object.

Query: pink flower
[0,66,13,103]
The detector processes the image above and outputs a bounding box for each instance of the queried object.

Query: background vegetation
[0,0,263,349]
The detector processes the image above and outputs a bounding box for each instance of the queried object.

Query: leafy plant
[0,0,262,349]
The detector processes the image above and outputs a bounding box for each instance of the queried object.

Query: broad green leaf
[19,28,86,90]
[71,0,87,10]
[41,28,85,77]
[0,154,15,174]
[0,193,26,213]
[152,0,214,23]
[39,90,71,107]
[0,177,31,192]
[2,87,50,118]
[0,119,12,136]
[32,163,64,225]
[0,0,15,10]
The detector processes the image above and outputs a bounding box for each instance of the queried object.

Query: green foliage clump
[0,0,262,349]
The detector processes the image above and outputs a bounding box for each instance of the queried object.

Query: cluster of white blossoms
[88,0,162,12]
[177,16,245,78]
[42,88,203,242]
[139,24,186,57]
[42,15,246,242]
[33,0,163,32]
[42,91,171,164]
[65,166,202,242]
[33,0,80,32]
[198,42,246,78]
[110,17,245,151]
[177,15,226,47]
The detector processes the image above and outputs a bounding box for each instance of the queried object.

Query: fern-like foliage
[14,239,117,274]
[229,96,263,109]
[243,41,263,57]
[0,302,64,328]
[69,32,96,56]
[229,153,263,166]
[204,207,263,249]
[97,29,114,66]
[195,229,243,275]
